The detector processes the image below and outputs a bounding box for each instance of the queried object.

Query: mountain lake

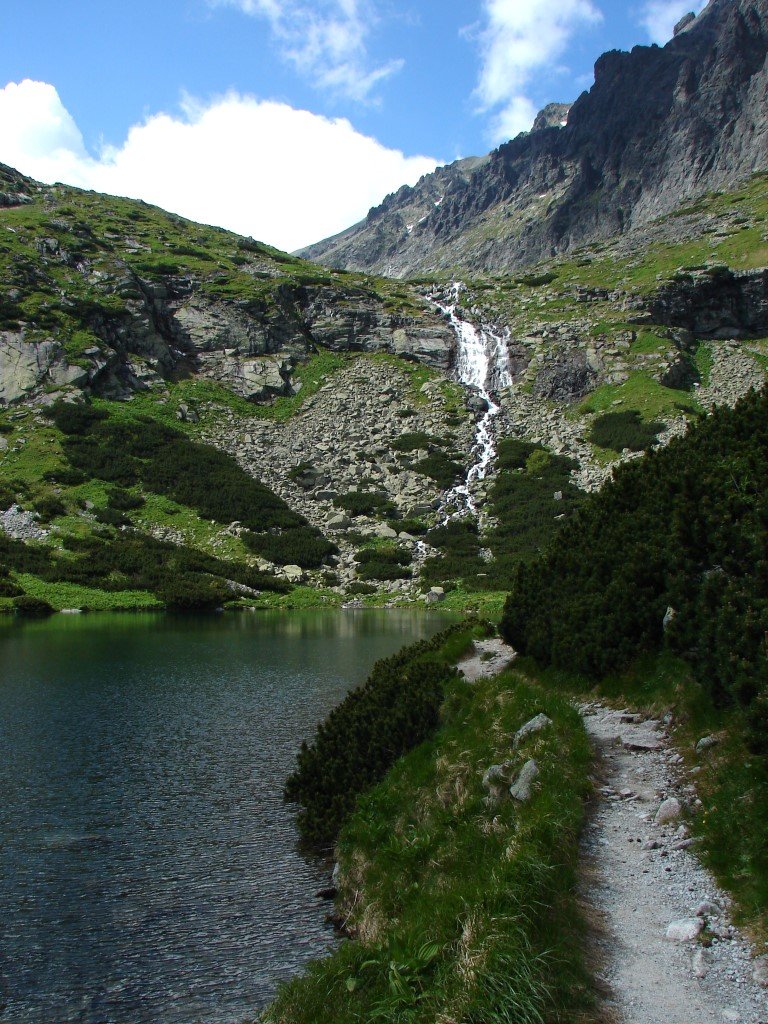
[0,608,454,1023]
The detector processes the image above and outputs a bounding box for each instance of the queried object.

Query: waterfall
[436,284,512,517]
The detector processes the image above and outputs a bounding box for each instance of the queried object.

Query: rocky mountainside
[1,149,767,614]
[298,0,768,277]
[0,163,453,409]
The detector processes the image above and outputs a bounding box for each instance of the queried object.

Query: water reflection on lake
[0,609,453,1023]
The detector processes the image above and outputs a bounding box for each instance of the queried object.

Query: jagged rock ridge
[298,0,768,277]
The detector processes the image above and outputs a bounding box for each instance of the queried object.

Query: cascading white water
[436,284,512,516]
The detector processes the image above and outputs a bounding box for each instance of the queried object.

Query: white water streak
[437,283,512,516]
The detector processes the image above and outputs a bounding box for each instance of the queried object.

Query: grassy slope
[264,666,593,1024]
[0,164,426,348]
[3,170,768,612]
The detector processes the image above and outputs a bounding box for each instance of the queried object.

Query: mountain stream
[437,284,512,516]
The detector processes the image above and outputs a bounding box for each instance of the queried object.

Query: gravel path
[456,637,516,682]
[453,644,768,1020]
[581,702,768,1024]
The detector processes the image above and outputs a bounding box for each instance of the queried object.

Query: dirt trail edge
[581,702,768,1024]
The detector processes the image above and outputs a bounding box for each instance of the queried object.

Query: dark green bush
[51,403,314,537]
[155,574,230,609]
[413,452,463,488]
[346,582,376,595]
[243,527,337,568]
[46,401,107,435]
[33,496,66,522]
[389,518,427,535]
[496,437,543,470]
[0,527,288,605]
[515,271,557,287]
[13,594,54,617]
[334,491,397,518]
[589,410,663,453]
[93,507,130,527]
[42,468,88,485]
[422,519,485,587]
[285,627,465,848]
[356,545,411,581]
[106,486,145,512]
[0,578,24,597]
[501,388,768,753]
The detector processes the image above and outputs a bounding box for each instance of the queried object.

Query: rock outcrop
[0,164,455,407]
[299,0,768,277]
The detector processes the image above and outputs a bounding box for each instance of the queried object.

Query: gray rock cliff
[298,0,768,277]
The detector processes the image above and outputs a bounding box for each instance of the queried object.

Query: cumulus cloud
[0,79,438,252]
[640,0,708,44]
[214,0,402,101]
[475,0,603,143]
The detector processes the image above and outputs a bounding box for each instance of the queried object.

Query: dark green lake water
[0,609,452,1024]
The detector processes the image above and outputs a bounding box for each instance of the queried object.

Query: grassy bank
[264,664,594,1024]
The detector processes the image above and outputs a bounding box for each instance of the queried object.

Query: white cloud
[640,0,708,45]
[214,0,402,101]
[0,79,438,252]
[475,0,603,143]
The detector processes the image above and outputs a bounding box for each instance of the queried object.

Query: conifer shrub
[334,491,397,518]
[32,496,67,522]
[388,517,427,535]
[285,626,467,848]
[13,594,54,616]
[46,401,107,435]
[501,388,768,753]
[412,451,463,488]
[243,527,337,568]
[47,402,321,544]
[0,527,288,604]
[42,468,88,485]
[106,486,145,512]
[346,582,376,595]
[589,410,663,452]
[0,578,24,597]
[0,484,15,510]
[356,545,411,580]
[496,437,543,470]
[422,519,483,586]
[93,507,131,527]
[155,575,230,609]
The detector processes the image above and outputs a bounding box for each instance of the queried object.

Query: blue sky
[0,0,708,250]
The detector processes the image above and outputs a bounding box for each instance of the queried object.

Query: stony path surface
[581,703,768,1024]
[456,637,516,682]
[453,642,768,1023]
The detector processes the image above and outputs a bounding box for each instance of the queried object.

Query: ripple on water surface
[0,609,452,1023]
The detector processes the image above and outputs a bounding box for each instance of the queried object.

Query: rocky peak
[531,103,572,132]
[674,11,698,34]
[299,0,768,278]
